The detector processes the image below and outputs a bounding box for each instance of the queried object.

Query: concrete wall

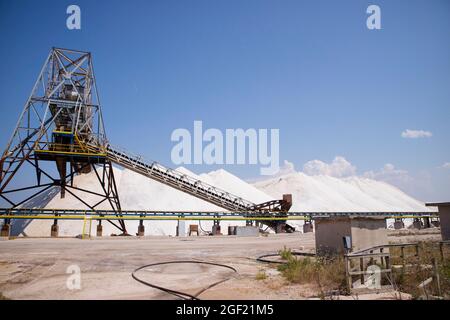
[315,217,351,255]
[315,216,388,255]
[439,206,450,241]
[350,217,388,252]
[235,226,259,237]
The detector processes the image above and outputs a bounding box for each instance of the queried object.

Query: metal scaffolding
[0,48,126,233]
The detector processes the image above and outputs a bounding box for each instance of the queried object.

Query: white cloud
[278,160,296,176]
[303,156,356,178]
[363,163,412,185]
[442,162,450,169]
[401,129,432,139]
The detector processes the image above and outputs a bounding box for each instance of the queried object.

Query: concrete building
[315,216,388,255]
[426,202,450,241]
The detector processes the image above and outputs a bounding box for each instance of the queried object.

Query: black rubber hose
[256,252,316,264]
[132,261,237,300]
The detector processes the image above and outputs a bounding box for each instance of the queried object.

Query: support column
[227,226,237,235]
[426,203,450,241]
[412,218,423,230]
[432,219,440,228]
[423,217,431,229]
[177,219,186,237]
[1,220,10,238]
[51,219,59,237]
[303,221,314,233]
[394,218,404,230]
[275,223,284,234]
[137,219,145,236]
[96,220,103,237]
[212,220,221,235]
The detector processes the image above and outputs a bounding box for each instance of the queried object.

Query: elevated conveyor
[84,142,295,232]
[105,144,254,211]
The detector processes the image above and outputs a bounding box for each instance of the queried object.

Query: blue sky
[0,0,449,201]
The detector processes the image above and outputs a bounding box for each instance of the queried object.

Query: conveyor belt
[105,144,256,211]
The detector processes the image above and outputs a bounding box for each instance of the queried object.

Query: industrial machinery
[0,48,293,236]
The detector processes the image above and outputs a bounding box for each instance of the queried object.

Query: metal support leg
[423,217,431,229]
[137,219,145,236]
[413,218,422,230]
[212,219,221,235]
[1,219,10,237]
[96,220,103,237]
[394,218,404,230]
[303,220,314,233]
[51,218,59,237]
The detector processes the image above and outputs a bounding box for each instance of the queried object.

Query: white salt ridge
[200,169,273,205]
[252,171,435,229]
[24,167,260,237]
[343,176,428,211]
[253,172,431,212]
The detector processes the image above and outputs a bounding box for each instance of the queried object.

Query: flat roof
[426,202,450,207]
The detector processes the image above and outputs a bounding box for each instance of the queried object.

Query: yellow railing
[34,140,106,157]
[82,215,92,239]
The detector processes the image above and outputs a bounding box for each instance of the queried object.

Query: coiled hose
[132,261,237,300]
[256,251,316,264]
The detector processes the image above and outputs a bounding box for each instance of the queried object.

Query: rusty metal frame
[0,48,125,233]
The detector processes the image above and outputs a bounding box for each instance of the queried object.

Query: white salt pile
[18,164,433,237]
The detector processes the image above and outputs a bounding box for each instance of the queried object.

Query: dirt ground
[0,230,442,300]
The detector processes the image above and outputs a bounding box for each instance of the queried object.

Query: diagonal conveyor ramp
[106,144,255,211]
[83,141,294,232]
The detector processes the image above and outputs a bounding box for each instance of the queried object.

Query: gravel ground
[0,229,442,300]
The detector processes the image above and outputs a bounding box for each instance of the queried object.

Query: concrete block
[235,226,259,237]
[211,224,221,235]
[412,219,423,230]
[0,224,10,238]
[315,216,387,256]
[228,226,237,235]
[137,225,145,237]
[303,222,314,233]
[177,220,186,237]
[432,220,440,228]
[50,224,59,237]
[426,203,450,241]
[275,223,284,234]
[423,217,431,229]
[437,206,450,240]
[96,224,103,237]
[394,219,404,230]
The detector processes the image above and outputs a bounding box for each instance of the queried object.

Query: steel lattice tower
[0,48,126,234]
